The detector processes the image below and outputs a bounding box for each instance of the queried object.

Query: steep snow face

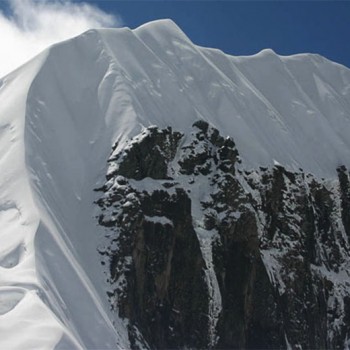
[0,51,82,349]
[125,20,350,177]
[23,31,131,349]
[0,18,350,349]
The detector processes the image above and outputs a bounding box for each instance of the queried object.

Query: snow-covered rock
[1,18,350,349]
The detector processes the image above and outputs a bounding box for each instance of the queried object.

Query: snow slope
[0,19,350,349]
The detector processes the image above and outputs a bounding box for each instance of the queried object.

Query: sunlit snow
[1,19,350,349]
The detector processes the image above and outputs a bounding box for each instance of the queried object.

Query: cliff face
[96,121,350,349]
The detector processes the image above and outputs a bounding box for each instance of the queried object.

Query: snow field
[1,18,350,348]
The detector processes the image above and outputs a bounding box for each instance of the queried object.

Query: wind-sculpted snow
[0,18,350,349]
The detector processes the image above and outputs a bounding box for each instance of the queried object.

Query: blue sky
[93,0,350,68]
[0,0,349,77]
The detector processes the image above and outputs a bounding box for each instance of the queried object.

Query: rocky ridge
[96,120,350,349]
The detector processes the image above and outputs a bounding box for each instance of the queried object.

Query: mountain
[1,19,350,349]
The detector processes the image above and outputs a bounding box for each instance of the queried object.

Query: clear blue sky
[83,0,350,68]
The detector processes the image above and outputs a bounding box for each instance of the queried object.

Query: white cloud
[0,0,121,77]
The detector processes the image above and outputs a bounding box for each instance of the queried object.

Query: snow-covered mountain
[1,19,350,349]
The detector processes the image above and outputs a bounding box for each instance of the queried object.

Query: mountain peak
[2,19,350,350]
[135,18,182,32]
[23,18,350,178]
[257,48,278,56]
[134,18,192,44]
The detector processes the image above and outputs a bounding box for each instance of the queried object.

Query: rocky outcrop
[96,121,350,349]
[96,126,210,349]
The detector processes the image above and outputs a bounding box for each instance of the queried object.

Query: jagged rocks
[178,120,239,176]
[337,166,350,241]
[96,121,350,349]
[107,126,182,181]
[253,167,350,349]
[96,124,213,349]
[99,184,210,348]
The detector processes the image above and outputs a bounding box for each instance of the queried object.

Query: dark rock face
[107,126,182,181]
[96,126,210,349]
[96,121,350,349]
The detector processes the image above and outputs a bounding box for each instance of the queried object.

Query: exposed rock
[96,121,350,349]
